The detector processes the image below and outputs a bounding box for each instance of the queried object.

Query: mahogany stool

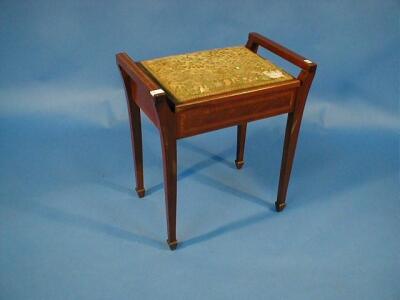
[116,32,317,250]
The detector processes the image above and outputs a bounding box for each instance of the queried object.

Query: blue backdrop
[0,1,399,299]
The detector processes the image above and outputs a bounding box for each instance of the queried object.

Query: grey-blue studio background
[0,1,399,299]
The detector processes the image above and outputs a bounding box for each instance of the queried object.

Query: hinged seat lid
[141,46,294,104]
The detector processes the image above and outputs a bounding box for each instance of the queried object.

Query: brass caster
[275,201,286,212]
[167,239,178,251]
[135,187,145,198]
[235,160,244,169]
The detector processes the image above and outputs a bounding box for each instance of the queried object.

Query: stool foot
[135,187,145,198]
[275,201,286,212]
[167,239,178,250]
[235,160,244,169]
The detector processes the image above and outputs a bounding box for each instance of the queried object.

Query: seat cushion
[141,46,294,103]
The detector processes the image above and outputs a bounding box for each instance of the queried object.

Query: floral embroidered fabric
[141,46,294,103]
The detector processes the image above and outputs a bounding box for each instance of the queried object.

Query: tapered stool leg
[275,68,316,212]
[155,95,178,250]
[160,132,178,250]
[276,113,299,212]
[129,102,145,197]
[120,69,145,197]
[235,123,247,169]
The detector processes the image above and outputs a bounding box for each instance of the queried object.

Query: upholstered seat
[141,46,294,103]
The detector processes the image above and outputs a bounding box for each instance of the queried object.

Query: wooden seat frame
[116,32,317,250]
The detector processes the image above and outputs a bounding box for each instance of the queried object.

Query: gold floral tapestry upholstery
[141,46,294,103]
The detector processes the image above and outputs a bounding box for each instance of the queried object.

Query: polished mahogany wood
[119,68,145,197]
[154,95,178,250]
[175,88,297,138]
[246,32,317,71]
[276,69,316,211]
[235,123,247,169]
[116,53,165,128]
[116,32,317,250]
